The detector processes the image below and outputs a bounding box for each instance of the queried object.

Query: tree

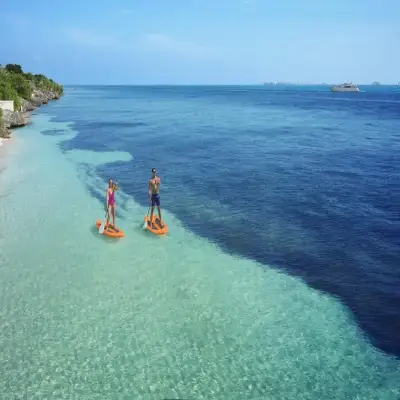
[5,64,23,74]
[9,73,32,99]
[0,76,16,100]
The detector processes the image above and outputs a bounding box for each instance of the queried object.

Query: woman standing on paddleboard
[106,178,119,231]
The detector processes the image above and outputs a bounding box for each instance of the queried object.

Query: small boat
[330,83,360,92]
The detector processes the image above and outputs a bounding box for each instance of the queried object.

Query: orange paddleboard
[144,214,168,235]
[96,220,125,238]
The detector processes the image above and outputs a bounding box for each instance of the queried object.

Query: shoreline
[0,89,62,139]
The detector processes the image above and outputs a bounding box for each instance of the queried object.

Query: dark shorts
[151,193,160,206]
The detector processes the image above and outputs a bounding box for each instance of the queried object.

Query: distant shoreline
[0,64,64,139]
[63,83,400,87]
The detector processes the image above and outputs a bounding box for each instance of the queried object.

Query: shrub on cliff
[8,73,32,99]
[0,74,21,111]
[32,74,64,96]
[0,64,63,110]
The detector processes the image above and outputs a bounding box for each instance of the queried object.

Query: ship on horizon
[330,83,360,92]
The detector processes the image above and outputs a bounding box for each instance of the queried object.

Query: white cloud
[64,28,117,47]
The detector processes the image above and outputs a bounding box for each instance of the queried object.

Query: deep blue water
[45,85,400,357]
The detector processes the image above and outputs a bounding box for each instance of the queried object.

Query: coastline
[0,89,61,139]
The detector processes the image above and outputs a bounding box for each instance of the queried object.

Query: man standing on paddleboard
[148,168,164,228]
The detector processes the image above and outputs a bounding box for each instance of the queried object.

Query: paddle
[143,205,150,229]
[99,211,108,234]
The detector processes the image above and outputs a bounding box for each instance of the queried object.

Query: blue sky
[1,0,399,84]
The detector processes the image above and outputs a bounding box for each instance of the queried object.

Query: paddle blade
[142,218,147,229]
[99,220,105,234]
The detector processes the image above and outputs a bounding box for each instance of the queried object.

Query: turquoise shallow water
[0,95,400,398]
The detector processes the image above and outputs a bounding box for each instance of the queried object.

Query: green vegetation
[0,107,5,136]
[0,64,63,112]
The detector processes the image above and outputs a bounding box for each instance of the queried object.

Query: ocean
[0,84,399,399]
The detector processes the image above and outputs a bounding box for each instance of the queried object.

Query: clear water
[0,85,399,399]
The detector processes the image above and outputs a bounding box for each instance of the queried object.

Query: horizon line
[62,82,400,87]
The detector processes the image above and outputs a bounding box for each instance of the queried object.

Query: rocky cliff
[0,89,61,138]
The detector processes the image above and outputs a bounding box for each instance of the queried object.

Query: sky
[1,0,399,85]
